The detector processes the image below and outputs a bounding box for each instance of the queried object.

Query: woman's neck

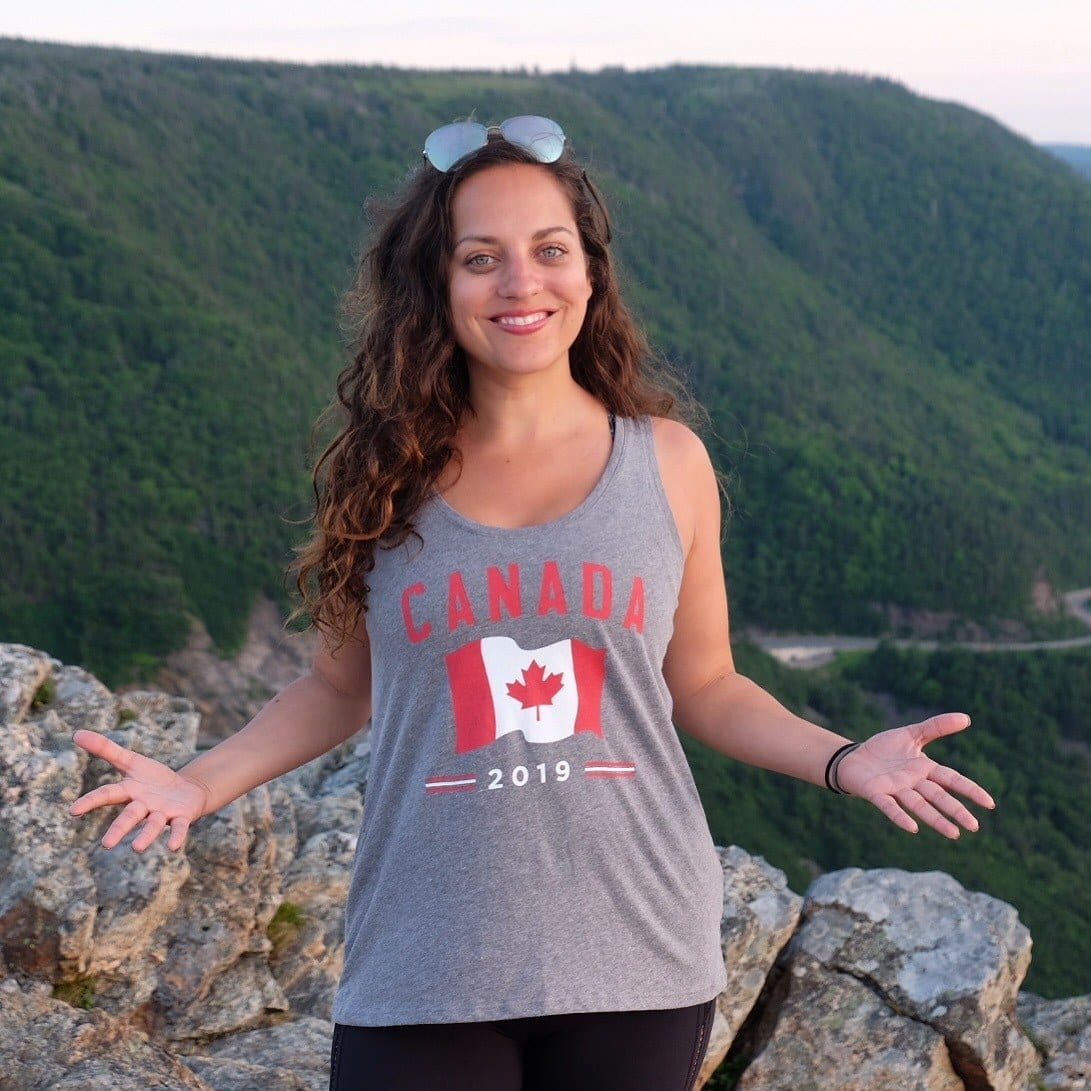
[461,369,604,446]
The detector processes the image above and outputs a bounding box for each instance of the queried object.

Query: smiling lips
[492,310,553,333]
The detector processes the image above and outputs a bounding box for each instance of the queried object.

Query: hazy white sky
[4,0,1091,142]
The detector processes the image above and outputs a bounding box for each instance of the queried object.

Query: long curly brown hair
[288,135,692,650]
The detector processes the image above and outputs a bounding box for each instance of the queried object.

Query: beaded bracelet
[824,741,862,794]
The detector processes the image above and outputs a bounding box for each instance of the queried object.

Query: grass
[266,901,306,957]
[30,676,56,711]
[52,976,96,1010]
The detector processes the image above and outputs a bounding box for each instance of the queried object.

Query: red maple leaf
[506,660,564,721]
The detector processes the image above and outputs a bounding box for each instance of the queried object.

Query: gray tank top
[331,414,727,1025]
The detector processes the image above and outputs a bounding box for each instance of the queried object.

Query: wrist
[178,770,214,818]
[824,741,861,795]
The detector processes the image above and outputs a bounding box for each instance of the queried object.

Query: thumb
[912,712,972,747]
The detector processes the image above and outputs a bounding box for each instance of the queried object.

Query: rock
[162,949,290,1042]
[180,1056,311,1091]
[181,1015,332,1091]
[0,700,101,980]
[0,644,55,725]
[1,642,1080,1091]
[50,664,121,738]
[0,665,204,988]
[780,868,1038,1091]
[696,846,803,1088]
[151,597,317,746]
[1018,992,1091,1090]
[107,689,205,767]
[0,976,212,1090]
[280,733,369,823]
[181,1055,313,1091]
[148,789,290,1041]
[736,951,963,1090]
[82,826,190,1007]
[71,699,199,1004]
[266,736,368,1019]
[268,830,355,1019]
[0,650,291,1042]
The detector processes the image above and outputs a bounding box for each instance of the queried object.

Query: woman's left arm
[654,420,995,838]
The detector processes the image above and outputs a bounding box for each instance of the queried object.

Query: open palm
[70,729,209,852]
[835,713,996,838]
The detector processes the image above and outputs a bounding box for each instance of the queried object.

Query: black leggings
[329,999,716,1091]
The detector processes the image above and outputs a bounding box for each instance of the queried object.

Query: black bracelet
[824,741,861,794]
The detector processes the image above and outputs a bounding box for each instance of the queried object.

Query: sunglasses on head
[423,115,567,172]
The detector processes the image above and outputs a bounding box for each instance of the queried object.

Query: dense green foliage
[1,43,1090,678]
[685,642,1091,997]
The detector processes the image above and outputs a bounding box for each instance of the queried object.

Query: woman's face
[447,163,593,386]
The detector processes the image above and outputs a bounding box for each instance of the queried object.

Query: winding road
[754,589,1091,669]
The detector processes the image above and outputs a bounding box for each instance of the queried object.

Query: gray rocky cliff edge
[1,643,1086,1090]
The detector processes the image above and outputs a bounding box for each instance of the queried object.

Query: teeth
[496,312,548,327]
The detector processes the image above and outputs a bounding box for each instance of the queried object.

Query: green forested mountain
[1045,143,1091,180]
[2,41,1090,678]
[2,42,1089,999]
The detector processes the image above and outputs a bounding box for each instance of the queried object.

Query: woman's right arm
[70,613,372,853]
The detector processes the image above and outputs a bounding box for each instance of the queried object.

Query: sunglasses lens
[499,116,566,163]
[423,121,487,171]
[423,116,566,171]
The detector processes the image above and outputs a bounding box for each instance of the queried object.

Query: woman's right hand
[69,729,211,853]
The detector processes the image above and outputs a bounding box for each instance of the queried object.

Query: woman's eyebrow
[453,225,576,248]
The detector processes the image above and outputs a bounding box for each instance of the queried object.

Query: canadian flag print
[445,636,606,754]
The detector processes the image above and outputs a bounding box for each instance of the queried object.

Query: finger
[910,713,972,747]
[101,800,149,850]
[70,782,134,816]
[131,812,168,853]
[929,764,996,809]
[870,793,919,835]
[166,816,191,852]
[896,788,960,840]
[72,730,137,776]
[916,779,981,832]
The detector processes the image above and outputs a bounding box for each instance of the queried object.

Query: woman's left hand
[834,713,995,838]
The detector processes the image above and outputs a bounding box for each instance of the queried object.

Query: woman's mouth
[492,311,552,333]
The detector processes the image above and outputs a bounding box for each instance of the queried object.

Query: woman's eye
[466,254,495,268]
[540,244,566,259]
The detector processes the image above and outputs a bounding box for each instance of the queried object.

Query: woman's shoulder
[646,416,717,553]
[648,415,713,475]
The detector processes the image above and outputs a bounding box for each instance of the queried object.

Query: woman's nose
[498,256,541,298]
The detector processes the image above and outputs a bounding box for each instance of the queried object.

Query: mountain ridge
[1045,142,1091,179]
[1,39,1088,681]
[3,51,1089,1000]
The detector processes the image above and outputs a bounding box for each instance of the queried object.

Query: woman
[70,116,994,1090]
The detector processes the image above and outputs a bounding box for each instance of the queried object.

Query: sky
[4,1,1091,143]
